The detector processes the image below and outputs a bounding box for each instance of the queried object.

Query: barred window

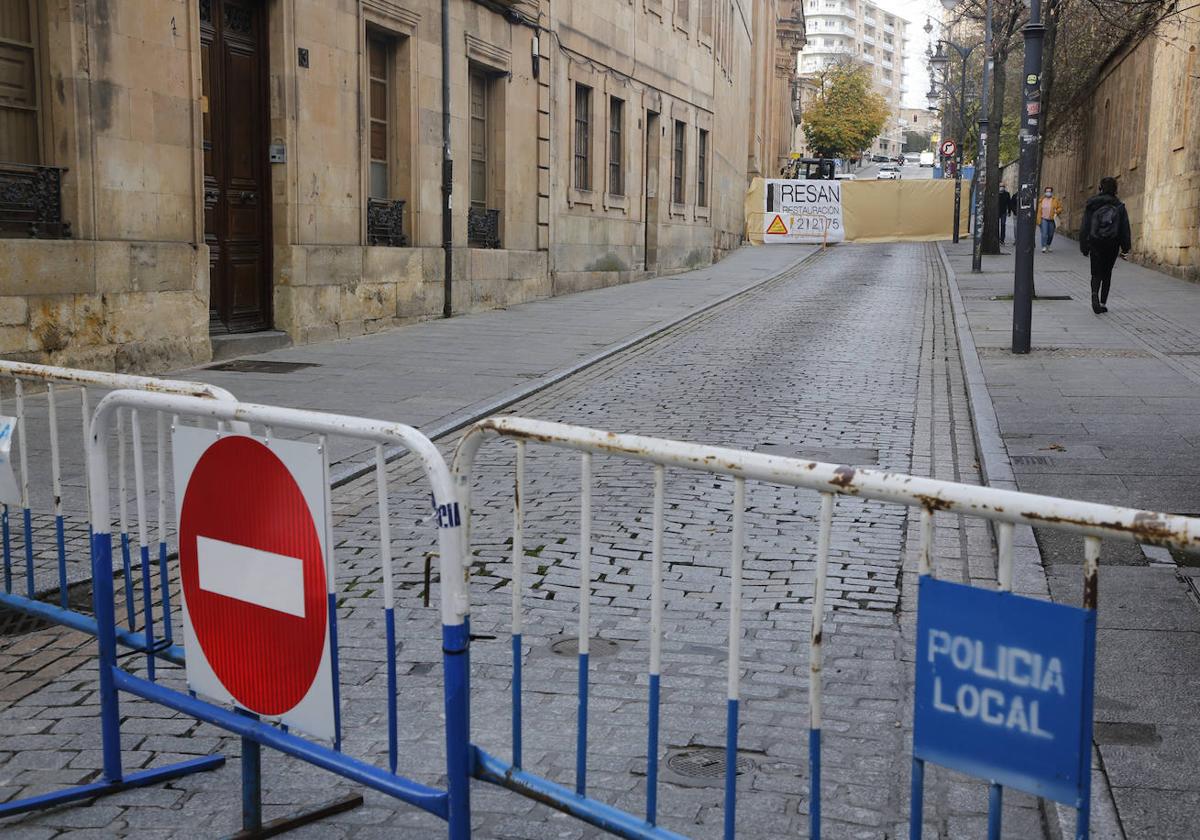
[697,129,709,208]
[672,120,686,204]
[574,84,592,190]
[469,70,489,208]
[608,97,624,196]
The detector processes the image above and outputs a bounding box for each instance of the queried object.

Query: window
[697,129,708,208]
[367,34,391,198]
[700,0,714,38]
[676,0,689,25]
[469,70,488,208]
[574,84,592,190]
[608,96,624,196]
[0,0,40,164]
[672,120,686,204]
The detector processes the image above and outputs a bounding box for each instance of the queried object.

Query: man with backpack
[1079,177,1132,314]
[997,185,1012,244]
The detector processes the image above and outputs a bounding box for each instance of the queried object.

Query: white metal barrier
[0,361,238,649]
[451,415,1200,840]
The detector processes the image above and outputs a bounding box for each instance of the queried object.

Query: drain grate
[206,360,319,374]
[1011,455,1052,466]
[0,582,92,637]
[550,636,621,658]
[664,747,756,787]
[0,607,56,637]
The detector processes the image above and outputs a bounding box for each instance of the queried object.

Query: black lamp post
[1012,0,1045,354]
[925,35,975,244]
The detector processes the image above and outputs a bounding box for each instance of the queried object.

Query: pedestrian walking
[1036,186,1064,252]
[997,186,1012,244]
[1079,176,1132,315]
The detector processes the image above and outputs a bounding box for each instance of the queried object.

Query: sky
[868,0,945,109]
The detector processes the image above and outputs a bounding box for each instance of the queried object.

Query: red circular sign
[940,139,958,157]
[179,437,326,716]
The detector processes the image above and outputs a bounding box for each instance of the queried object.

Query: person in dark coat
[1079,176,1132,314]
[997,186,1012,244]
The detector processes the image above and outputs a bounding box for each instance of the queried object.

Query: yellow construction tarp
[745,177,973,245]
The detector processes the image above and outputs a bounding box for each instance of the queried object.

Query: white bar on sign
[196,536,306,618]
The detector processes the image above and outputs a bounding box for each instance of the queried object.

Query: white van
[919,151,935,167]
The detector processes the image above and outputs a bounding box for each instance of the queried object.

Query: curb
[330,245,826,487]
[936,242,1126,840]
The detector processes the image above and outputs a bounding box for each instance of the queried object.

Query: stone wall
[1041,13,1199,282]
[0,0,210,372]
[1,0,805,375]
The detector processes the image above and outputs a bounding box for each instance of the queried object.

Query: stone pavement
[1,242,1040,838]
[943,238,1200,840]
[2,245,814,595]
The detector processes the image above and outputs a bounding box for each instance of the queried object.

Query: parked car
[904,153,921,165]
[871,154,891,163]
[876,164,901,180]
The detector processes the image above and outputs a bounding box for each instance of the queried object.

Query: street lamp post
[1012,0,1046,354]
[927,39,975,244]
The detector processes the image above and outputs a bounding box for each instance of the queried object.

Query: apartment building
[796,0,909,157]
[0,0,805,374]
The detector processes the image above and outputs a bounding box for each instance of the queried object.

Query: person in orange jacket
[1035,186,1064,252]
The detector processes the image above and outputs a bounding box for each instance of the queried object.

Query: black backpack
[1091,203,1120,242]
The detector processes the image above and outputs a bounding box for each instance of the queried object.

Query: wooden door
[200,0,271,334]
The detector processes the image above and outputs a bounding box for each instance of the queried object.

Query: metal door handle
[239,191,256,204]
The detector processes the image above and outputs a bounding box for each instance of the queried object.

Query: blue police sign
[913,577,1096,806]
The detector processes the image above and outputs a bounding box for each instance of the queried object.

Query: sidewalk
[943,239,1200,840]
[181,244,819,479]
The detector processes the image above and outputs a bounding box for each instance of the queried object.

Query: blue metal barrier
[0,391,472,839]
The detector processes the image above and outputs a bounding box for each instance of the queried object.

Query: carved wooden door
[200,0,271,333]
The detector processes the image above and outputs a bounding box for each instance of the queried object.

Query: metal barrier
[0,390,471,837]
[452,416,1200,840]
[0,361,238,649]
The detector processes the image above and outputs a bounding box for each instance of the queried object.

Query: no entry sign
[174,427,335,739]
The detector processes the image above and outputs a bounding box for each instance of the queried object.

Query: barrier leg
[157,539,174,645]
[646,673,661,826]
[909,757,925,840]
[443,622,472,840]
[240,712,263,834]
[120,531,135,627]
[724,698,739,840]
[23,507,33,598]
[138,543,156,681]
[809,727,821,840]
[55,514,67,609]
[2,504,10,592]
[987,783,1002,840]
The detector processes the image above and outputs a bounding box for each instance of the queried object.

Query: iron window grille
[468,206,500,249]
[0,163,71,239]
[367,197,407,246]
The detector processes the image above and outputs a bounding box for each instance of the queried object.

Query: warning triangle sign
[766,215,788,235]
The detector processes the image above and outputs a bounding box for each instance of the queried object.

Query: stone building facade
[1040,11,1199,282]
[0,0,805,373]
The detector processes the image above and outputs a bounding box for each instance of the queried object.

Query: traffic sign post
[174,427,336,739]
[911,577,1097,839]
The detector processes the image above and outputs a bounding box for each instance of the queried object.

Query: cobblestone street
[0,243,1046,838]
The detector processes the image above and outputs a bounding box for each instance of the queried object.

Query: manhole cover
[206,360,319,374]
[664,747,755,787]
[550,636,620,657]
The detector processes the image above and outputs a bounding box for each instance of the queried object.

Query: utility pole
[1012,0,1045,353]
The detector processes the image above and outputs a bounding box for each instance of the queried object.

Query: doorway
[200,0,272,334]
[644,110,661,273]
